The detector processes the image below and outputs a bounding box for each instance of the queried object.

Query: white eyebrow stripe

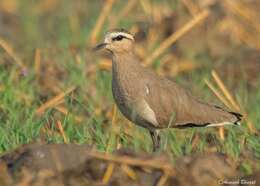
[107,32,134,41]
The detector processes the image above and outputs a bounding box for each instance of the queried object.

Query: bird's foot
[150,130,161,152]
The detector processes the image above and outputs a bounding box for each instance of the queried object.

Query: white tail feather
[206,121,239,127]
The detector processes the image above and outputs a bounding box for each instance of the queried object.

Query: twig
[224,0,260,33]
[204,79,230,141]
[90,0,116,45]
[211,70,240,111]
[157,171,169,186]
[103,104,120,183]
[34,48,41,80]
[88,151,174,174]
[106,104,119,152]
[219,127,225,141]
[204,79,232,109]
[206,71,256,134]
[191,133,200,150]
[145,9,210,65]
[36,86,76,114]
[181,0,200,16]
[56,120,68,143]
[121,164,138,180]
[110,0,138,28]
[140,0,152,17]
[245,118,255,134]
[54,105,83,122]
[112,104,117,126]
[102,162,115,184]
[0,37,26,70]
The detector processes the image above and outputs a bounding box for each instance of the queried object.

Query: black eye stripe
[112,35,128,41]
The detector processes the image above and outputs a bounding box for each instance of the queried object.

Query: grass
[0,0,259,175]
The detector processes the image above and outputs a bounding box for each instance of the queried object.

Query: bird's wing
[144,77,242,128]
[143,77,181,128]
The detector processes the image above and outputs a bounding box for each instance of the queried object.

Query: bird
[94,28,242,152]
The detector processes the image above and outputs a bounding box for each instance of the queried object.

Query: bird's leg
[150,130,161,152]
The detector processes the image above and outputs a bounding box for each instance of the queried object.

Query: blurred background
[0,0,259,184]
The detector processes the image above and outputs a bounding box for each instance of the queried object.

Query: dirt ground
[0,144,258,186]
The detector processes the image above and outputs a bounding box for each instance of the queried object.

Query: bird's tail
[205,110,243,127]
[228,111,243,125]
[174,102,243,128]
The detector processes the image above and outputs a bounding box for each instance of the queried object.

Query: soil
[0,143,254,186]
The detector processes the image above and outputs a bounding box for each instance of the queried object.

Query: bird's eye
[112,35,124,41]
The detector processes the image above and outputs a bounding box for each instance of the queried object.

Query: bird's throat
[112,52,142,88]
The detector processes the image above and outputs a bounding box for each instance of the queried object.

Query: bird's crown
[105,28,134,41]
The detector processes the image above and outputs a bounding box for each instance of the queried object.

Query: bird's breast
[112,76,135,120]
[112,70,136,101]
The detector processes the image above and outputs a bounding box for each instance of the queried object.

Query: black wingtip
[213,105,243,125]
[229,111,243,125]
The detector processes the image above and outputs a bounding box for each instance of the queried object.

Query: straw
[54,105,83,122]
[90,0,115,45]
[34,48,41,80]
[102,104,120,183]
[106,104,120,151]
[204,79,233,109]
[206,70,256,135]
[145,9,210,65]
[56,120,68,143]
[157,171,169,186]
[140,0,152,17]
[88,150,174,174]
[181,0,200,16]
[121,164,138,180]
[36,86,76,114]
[211,70,240,111]
[204,79,231,141]
[110,0,138,28]
[102,162,115,184]
[0,37,26,70]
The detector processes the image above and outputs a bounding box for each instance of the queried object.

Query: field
[0,0,259,185]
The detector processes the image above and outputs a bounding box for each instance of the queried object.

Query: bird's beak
[93,43,107,51]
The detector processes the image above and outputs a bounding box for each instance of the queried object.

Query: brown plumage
[94,29,242,151]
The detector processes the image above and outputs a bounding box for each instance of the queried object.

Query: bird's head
[94,29,135,54]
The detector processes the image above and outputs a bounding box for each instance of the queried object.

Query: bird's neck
[112,51,143,85]
[112,51,141,74]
